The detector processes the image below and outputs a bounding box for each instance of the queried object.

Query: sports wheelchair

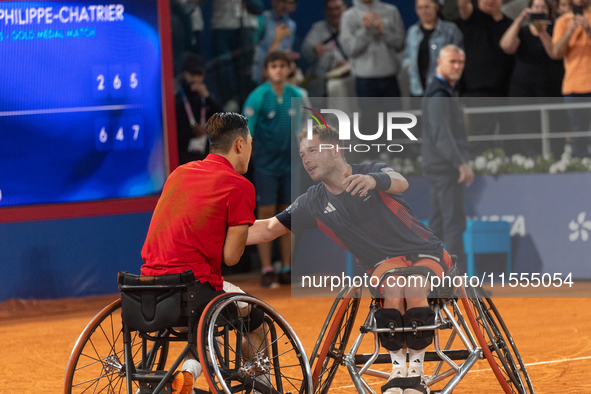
[308,264,535,394]
[63,271,312,394]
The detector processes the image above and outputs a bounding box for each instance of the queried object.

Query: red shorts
[370,250,453,292]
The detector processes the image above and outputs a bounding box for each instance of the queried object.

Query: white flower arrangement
[372,147,591,176]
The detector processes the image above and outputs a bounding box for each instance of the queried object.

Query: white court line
[468,355,591,373]
[0,104,141,117]
[332,355,591,390]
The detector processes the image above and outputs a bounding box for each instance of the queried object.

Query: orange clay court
[1,275,590,394]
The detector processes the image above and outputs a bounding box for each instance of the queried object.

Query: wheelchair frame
[63,273,312,394]
[309,284,535,394]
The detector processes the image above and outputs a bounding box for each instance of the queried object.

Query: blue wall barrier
[405,173,591,279]
[0,213,151,302]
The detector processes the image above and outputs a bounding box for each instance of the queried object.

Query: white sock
[388,348,407,369]
[408,348,425,373]
[182,358,202,385]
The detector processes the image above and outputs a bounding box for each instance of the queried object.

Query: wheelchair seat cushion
[118,271,196,332]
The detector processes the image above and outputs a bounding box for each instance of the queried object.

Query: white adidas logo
[324,202,336,214]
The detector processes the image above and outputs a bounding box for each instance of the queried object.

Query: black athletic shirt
[418,25,435,91]
[457,8,514,96]
[276,162,444,270]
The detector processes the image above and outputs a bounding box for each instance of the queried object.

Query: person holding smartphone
[553,0,591,157]
[500,0,564,97]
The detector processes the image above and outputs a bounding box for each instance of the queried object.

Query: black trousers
[427,172,467,274]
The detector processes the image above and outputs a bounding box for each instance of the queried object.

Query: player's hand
[343,172,377,197]
[458,163,474,186]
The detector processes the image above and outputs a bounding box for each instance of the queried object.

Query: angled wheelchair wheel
[310,285,361,394]
[63,298,169,394]
[197,293,313,394]
[462,287,535,394]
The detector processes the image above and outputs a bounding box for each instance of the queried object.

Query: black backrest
[118,270,198,332]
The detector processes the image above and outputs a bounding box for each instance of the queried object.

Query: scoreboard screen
[0,0,171,211]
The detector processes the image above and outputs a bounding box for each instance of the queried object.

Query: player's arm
[343,170,409,197]
[222,224,249,266]
[246,217,290,245]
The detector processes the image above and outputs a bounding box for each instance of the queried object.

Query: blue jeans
[564,93,591,158]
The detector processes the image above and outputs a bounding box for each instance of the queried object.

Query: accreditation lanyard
[180,88,207,127]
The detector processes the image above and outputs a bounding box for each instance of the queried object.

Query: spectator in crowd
[340,0,405,99]
[553,0,591,157]
[176,53,224,165]
[500,0,564,157]
[421,45,474,274]
[211,0,264,112]
[252,0,298,86]
[301,0,349,97]
[243,51,303,288]
[502,0,530,19]
[340,0,405,150]
[404,0,463,97]
[457,0,514,156]
[500,0,563,96]
[457,0,515,97]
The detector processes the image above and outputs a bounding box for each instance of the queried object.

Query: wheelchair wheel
[63,298,169,394]
[197,293,313,394]
[310,285,361,394]
[462,287,535,394]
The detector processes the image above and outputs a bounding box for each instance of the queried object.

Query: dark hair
[298,124,346,160]
[529,0,555,20]
[263,51,292,69]
[206,113,249,153]
[181,52,206,75]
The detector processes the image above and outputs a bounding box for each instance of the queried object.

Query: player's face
[266,60,290,84]
[299,135,338,182]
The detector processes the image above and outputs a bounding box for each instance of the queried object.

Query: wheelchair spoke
[199,294,312,394]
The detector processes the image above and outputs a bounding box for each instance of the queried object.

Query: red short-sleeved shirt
[141,154,255,290]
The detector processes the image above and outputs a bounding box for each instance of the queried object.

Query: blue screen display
[0,0,166,208]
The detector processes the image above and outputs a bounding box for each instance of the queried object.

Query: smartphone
[529,13,551,23]
[573,5,584,15]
